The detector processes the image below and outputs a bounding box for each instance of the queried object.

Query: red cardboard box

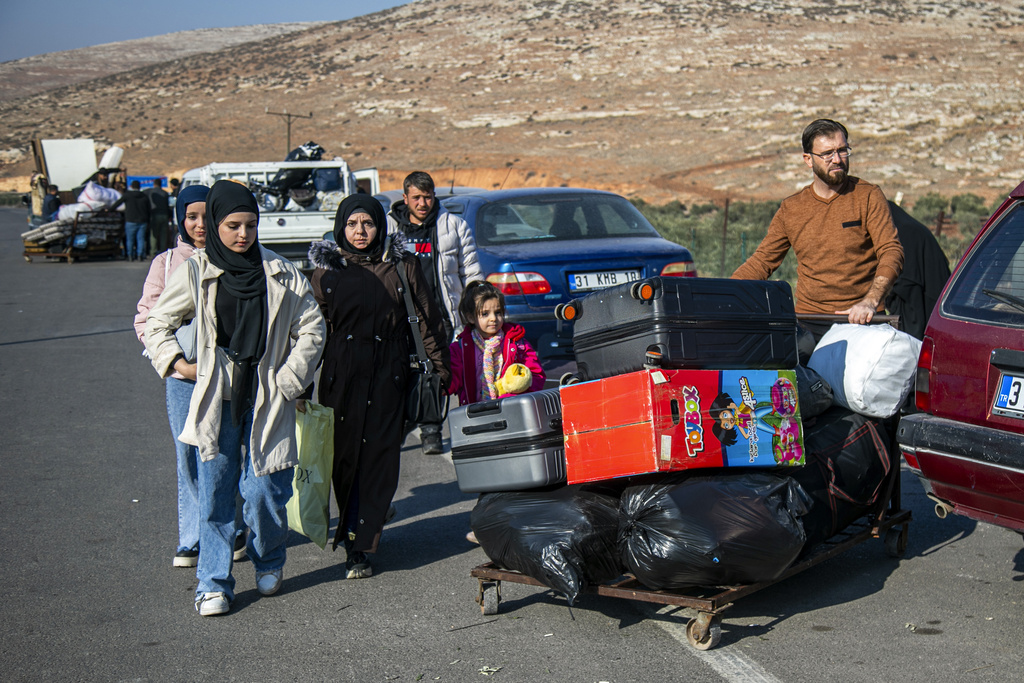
[561,368,805,484]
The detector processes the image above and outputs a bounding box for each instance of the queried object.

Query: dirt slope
[2,0,1023,205]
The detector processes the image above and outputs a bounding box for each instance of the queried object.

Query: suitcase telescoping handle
[462,420,508,435]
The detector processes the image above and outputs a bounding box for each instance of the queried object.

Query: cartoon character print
[767,377,802,464]
[709,392,772,447]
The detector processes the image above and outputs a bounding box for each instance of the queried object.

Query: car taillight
[661,261,697,277]
[915,336,933,413]
[902,449,921,471]
[486,272,552,296]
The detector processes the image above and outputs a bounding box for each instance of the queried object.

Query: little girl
[449,281,546,405]
[449,281,546,544]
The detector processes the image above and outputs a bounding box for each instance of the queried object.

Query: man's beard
[813,162,848,187]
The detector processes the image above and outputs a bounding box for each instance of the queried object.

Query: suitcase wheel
[559,372,580,386]
[555,302,579,321]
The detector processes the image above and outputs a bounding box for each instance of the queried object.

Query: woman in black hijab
[145,180,325,616]
[307,195,449,579]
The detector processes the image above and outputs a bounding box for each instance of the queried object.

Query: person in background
[27,172,48,226]
[123,180,150,262]
[448,281,545,543]
[731,119,904,341]
[169,177,181,198]
[145,180,325,617]
[146,178,172,256]
[42,184,61,221]
[308,195,450,579]
[387,171,483,454]
[134,185,246,568]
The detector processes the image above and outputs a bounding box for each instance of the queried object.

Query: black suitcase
[449,388,565,493]
[564,277,798,381]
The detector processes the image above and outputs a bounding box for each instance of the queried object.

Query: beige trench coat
[145,246,325,476]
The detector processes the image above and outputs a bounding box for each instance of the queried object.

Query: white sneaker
[256,569,283,596]
[194,592,229,616]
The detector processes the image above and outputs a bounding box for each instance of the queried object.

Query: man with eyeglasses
[733,119,904,340]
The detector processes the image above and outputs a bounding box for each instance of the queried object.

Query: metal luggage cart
[24,210,125,263]
[471,474,909,650]
[471,313,911,650]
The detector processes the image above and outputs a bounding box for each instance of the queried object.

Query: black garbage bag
[269,142,326,191]
[470,485,622,605]
[619,473,810,590]
[790,406,894,548]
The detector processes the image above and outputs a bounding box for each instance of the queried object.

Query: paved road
[1,207,1021,682]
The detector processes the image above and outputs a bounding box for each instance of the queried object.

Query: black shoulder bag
[395,258,449,425]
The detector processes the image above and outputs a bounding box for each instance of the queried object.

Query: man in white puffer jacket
[388,171,483,454]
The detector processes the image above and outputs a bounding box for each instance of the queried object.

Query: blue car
[439,188,695,360]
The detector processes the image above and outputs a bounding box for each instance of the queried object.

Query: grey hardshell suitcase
[449,388,566,493]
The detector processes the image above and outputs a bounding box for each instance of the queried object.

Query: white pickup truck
[181,160,379,269]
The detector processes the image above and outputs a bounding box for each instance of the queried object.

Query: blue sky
[0,0,409,63]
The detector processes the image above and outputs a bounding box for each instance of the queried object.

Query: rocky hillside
[0,24,324,102]
[2,0,1023,205]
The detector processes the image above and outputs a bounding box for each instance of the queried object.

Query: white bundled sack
[807,323,922,419]
[57,202,92,221]
[77,181,121,209]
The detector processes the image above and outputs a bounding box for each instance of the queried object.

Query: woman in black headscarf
[307,195,449,579]
[146,180,325,616]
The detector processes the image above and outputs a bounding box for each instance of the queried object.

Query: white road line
[647,605,784,683]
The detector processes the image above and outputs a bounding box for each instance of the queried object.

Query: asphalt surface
[1,206,1022,682]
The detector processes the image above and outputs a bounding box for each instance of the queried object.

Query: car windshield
[943,200,1024,326]
[471,194,661,246]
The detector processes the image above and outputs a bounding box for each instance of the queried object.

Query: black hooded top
[204,179,268,425]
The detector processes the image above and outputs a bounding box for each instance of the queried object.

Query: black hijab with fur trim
[333,194,388,256]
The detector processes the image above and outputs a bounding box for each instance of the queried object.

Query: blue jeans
[195,404,294,599]
[125,221,147,258]
[166,378,200,553]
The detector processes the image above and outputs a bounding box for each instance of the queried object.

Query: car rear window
[472,194,660,246]
[942,200,1024,326]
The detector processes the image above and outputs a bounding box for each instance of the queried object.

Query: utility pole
[265,108,313,156]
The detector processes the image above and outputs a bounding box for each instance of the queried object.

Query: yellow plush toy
[496,363,533,395]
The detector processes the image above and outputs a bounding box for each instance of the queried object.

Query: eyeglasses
[808,147,852,161]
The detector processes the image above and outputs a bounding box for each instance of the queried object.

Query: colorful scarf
[473,328,504,400]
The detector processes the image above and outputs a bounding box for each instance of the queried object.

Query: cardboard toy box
[561,368,805,484]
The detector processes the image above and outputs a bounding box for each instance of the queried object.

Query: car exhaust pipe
[927,494,954,519]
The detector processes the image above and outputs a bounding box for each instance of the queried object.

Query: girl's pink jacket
[448,322,546,405]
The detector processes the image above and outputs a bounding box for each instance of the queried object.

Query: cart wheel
[480,582,500,615]
[559,372,580,386]
[885,525,908,558]
[686,616,722,650]
[23,255,32,263]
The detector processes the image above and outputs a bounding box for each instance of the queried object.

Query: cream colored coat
[145,246,325,476]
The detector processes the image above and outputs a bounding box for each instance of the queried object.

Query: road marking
[646,605,784,683]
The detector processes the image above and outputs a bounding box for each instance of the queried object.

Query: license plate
[993,373,1024,418]
[568,269,641,292]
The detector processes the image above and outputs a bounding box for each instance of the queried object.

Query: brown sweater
[732,177,904,315]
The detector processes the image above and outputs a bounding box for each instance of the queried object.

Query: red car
[897,182,1024,532]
